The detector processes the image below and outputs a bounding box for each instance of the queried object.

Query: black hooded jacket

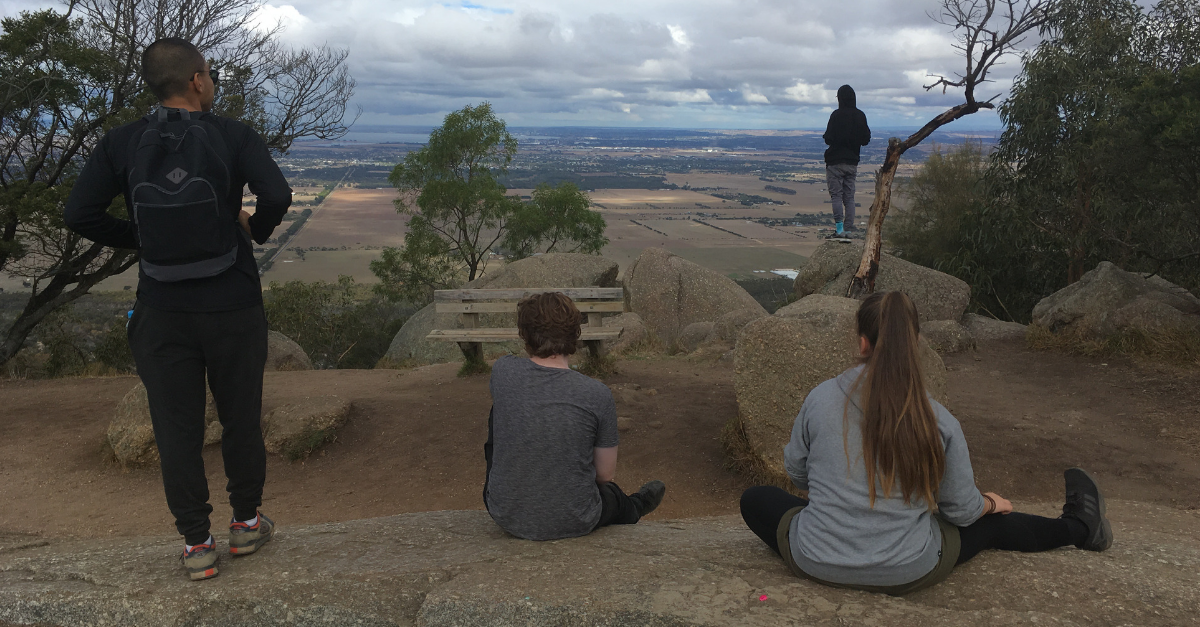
[823,85,871,166]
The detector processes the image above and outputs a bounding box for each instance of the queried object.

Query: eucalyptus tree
[372,103,609,304]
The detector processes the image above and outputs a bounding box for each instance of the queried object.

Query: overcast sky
[2,0,1035,129]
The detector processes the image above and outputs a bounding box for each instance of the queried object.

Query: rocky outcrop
[106,382,220,468]
[773,293,853,319]
[261,395,351,460]
[705,307,768,345]
[265,331,313,371]
[384,254,621,365]
[962,314,1028,342]
[624,248,765,345]
[793,242,970,322]
[922,320,976,354]
[677,322,715,354]
[735,295,946,484]
[1,504,1195,627]
[1032,262,1200,338]
[604,312,650,355]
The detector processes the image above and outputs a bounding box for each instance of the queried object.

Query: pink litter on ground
[759,594,769,601]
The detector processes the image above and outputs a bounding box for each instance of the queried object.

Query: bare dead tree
[847,0,1049,297]
[0,0,356,367]
[259,45,358,153]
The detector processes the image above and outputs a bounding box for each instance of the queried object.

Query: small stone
[647,388,658,396]
[648,420,663,429]
[617,417,634,432]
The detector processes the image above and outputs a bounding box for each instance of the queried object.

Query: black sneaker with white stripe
[1061,468,1113,552]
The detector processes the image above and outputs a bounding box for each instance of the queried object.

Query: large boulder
[384,254,621,365]
[623,247,766,345]
[734,295,947,484]
[676,321,715,354]
[963,313,1027,342]
[922,320,976,354]
[1032,262,1200,337]
[261,395,352,460]
[793,241,970,322]
[2,505,1199,627]
[773,293,853,319]
[266,331,313,371]
[603,312,649,355]
[705,307,768,345]
[106,383,220,468]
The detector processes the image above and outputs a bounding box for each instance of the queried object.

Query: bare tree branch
[0,0,357,366]
[849,0,1049,296]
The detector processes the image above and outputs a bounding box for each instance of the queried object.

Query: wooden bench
[426,287,626,362]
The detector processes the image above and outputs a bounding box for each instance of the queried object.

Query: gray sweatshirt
[784,365,986,586]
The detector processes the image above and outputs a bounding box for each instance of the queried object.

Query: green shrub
[93,320,135,373]
[263,276,417,369]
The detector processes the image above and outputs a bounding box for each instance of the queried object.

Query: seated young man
[484,291,666,541]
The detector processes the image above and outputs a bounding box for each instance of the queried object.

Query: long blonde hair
[853,291,944,509]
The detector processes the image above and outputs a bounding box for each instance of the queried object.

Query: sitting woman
[740,291,1112,595]
[484,291,666,541]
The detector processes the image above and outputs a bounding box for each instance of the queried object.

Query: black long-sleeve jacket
[823,85,872,166]
[64,110,291,312]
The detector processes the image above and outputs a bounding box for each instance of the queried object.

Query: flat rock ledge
[1,501,1197,627]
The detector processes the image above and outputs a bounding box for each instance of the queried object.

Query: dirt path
[943,342,1200,510]
[0,342,1197,540]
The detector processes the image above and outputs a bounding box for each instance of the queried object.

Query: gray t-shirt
[785,365,986,586]
[485,355,619,541]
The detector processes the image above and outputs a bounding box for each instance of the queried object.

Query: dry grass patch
[1027,324,1200,367]
[719,414,804,495]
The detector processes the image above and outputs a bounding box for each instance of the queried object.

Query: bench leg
[457,341,483,362]
[585,339,604,359]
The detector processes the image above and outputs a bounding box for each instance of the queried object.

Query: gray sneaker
[180,539,218,581]
[1062,468,1112,551]
[229,512,275,557]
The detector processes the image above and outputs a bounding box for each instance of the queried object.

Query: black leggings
[740,486,1084,565]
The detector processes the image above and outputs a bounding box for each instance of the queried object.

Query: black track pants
[595,482,642,529]
[128,302,268,545]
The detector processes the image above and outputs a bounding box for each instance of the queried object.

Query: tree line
[890,0,1199,322]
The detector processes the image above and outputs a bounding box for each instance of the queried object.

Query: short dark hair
[141,38,206,101]
[517,292,582,358]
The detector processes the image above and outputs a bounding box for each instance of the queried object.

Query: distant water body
[300,125,1000,146]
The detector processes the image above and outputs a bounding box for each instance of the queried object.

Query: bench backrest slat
[435,301,625,314]
[433,287,624,302]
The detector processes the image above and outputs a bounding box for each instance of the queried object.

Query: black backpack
[128,107,241,282]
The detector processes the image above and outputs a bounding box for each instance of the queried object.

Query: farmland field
[255,184,824,284]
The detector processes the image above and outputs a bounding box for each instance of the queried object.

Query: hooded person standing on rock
[64,38,290,581]
[822,85,871,238]
[739,291,1113,594]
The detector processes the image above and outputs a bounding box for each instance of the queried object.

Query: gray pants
[826,164,858,227]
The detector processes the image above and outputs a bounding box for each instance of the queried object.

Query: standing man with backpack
[64,38,292,581]
[823,84,871,238]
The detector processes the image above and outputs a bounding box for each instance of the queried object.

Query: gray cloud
[3,0,1026,128]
